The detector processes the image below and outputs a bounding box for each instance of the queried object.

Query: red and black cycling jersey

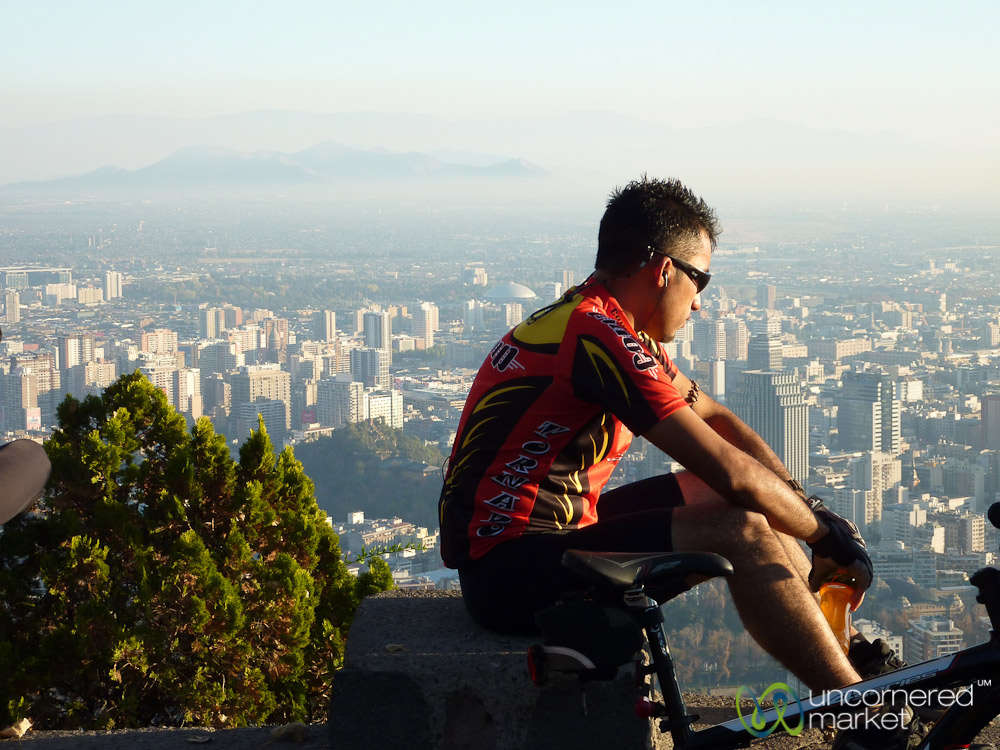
[439,283,689,568]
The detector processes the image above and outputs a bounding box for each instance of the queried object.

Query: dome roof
[484,282,538,301]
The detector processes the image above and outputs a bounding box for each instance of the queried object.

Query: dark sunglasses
[650,250,711,293]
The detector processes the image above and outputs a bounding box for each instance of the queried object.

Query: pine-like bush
[0,372,391,729]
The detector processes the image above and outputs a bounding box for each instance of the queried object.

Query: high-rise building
[59,334,96,370]
[230,364,291,433]
[138,355,180,406]
[748,334,783,371]
[363,311,393,351]
[694,320,726,361]
[464,300,486,333]
[317,376,365,427]
[504,303,524,328]
[366,390,404,430]
[236,399,288,444]
[141,329,179,355]
[846,452,902,529]
[983,393,1000,451]
[196,340,244,375]
[199,307,226,340]
[412,302,439,348]
[837,370,901,455]
[723,318,749,360]
[463,266,488,286]
[66,360,117,399]
[729,370,809,484]
[3,369,39,432]
[350,347,391,389]
[174,368,203,420]
[3,291,19,323]
[314,310,337,343]
[104,270,123,301]
[757,284,777,311]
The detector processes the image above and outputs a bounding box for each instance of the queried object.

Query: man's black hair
[596,176,721,276]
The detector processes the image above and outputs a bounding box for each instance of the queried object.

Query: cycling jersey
[439,283,690,567]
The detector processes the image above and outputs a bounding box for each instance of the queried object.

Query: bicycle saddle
[561,549,733,594]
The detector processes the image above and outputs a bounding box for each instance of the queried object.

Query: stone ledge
[328,589,650,749]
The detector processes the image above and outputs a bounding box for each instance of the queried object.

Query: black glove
[805,496,873,598]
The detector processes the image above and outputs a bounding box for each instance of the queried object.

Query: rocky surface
[9,696,999,749]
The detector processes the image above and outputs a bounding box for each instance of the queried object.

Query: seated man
[439,177,884,698]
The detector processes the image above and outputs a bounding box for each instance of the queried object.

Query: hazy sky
[4,0,998,146]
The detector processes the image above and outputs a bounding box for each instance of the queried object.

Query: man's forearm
[702,405,799,486]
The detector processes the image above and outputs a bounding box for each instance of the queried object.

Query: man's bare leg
[674,471,861,637]
[670,501,862,692]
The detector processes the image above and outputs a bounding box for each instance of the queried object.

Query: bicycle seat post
[627,588,696,747]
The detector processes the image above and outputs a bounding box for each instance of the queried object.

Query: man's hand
[806,499,873,610]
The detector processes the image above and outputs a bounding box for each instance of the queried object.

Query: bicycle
[527,503,1000,749]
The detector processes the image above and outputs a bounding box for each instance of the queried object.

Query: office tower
[366,390,404,430]
[838,370,901,455]
[463,266,488,286]
[138,355,180,406]
[757,284,777,310]
[175,368,203,420]
[729,370,809,484]
[236,399,288,444]
[314,310,337,343]
[222,304,244,330]
[748,334,783,371]
[199,307,226,339]
[983,393,1000,451]
[848,451,902,527]
[749,312,782,338]
[59,334,96,370]
[542,282,563,302]
[141,329,179,354]
[363,311,392,351]
[723,318,748,360]
[694,320,726,360]
[464,300,486,333]
[707,360,726,401]
[202,374,231,416]
[68,360,117,398]
[317,376,365,427]
[3,369,39,432]
[562,270,577,289]
[230,364,291,433]
[504,303,524,327]
[413,302,439,348]
[196,341,244,375]
[3,291,19,323]
[104,270,123,301]
[350,347,391,389]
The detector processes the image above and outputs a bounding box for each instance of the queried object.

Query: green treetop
[0,371,391,730]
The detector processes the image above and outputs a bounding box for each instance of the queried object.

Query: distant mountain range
[2,142,547,194]
[2,109,997,206]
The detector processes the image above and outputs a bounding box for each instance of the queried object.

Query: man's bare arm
[642,406,822,542]
[670,368,802,491]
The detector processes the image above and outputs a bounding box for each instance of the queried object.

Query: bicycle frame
[635,589,1000,750]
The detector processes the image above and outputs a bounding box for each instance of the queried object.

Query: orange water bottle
[819,574,855,655]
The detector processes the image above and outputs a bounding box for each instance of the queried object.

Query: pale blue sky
[3,0,998,147]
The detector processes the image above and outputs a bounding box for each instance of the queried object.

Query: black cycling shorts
[458,473,684,635]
